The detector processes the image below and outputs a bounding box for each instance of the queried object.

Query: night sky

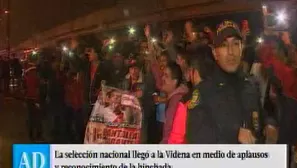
[5,0,116,46]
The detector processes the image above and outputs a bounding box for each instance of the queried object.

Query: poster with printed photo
[84,85,142,144]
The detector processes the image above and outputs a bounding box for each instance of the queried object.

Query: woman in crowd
[160,62,188,144]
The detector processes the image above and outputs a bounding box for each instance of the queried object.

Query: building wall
[15,0,261,51]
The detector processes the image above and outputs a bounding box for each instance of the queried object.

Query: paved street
[0,94,29,168]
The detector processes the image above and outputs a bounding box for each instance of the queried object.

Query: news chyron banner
[13,144,286,168]
[84,85,142,144]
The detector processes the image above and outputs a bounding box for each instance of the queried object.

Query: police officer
[184,45,217,143]
[186,20,276,144]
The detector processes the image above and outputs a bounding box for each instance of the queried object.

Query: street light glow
[62,46,68,52]
[110,38,115,44]
[276,11,287,23]
[69,51,73,57]
[32,51,37,55]
[129,27,136,35]
[151,38,157,43]
[257,37,263,44]
[109,45,114,50]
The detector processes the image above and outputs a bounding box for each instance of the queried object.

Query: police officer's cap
[214,20,242,47]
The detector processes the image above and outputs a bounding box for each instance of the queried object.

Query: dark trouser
[26,99,42,141]
[73,109,84,143]
[81,104,93,143]
[154,121,164,144]
[145,107,156,144]
[140,106,154,144]
[65,106,84,143]
[3,77,10,94]
[291,146,297,168]
[286,145,297,168]
[82,104,92,125]
[49,103,66,143]
[277,97,297,168]
[0,78,2,92]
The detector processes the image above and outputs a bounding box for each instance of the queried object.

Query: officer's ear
[240,41,245,50]
[239,41,245,58]
[210,45,218,61]
[194,69,202,84]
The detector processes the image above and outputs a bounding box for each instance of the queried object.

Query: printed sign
[84,85,142,144]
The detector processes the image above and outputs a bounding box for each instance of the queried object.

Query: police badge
[188,89,200,109]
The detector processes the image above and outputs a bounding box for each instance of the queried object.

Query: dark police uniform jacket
[186,67,264,144]
[265,66,297,145]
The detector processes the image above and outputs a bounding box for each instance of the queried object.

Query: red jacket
[24,67,39,100]
[65,76,84,111]
[259,44,297,100]
[161,85,188,144]
[168,102,187,144]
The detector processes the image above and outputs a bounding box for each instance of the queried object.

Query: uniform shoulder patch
[188,89,200,109]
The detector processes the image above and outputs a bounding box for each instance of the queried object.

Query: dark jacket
[47,70,66,104]
[265,67,297,145]
[276,94,297,145]
[1,60,10,78]
[82,61,110,106]
[109,64,128,88]
[140,70,157,144]
[70,52,111,105]
[187,67,265,144]
[186,82,218,144]
[37,62,51,103]
[12,58,23,77]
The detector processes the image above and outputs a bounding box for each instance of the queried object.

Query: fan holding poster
[84,80,142,144]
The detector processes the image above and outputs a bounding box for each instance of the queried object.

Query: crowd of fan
[0,20,296,147]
